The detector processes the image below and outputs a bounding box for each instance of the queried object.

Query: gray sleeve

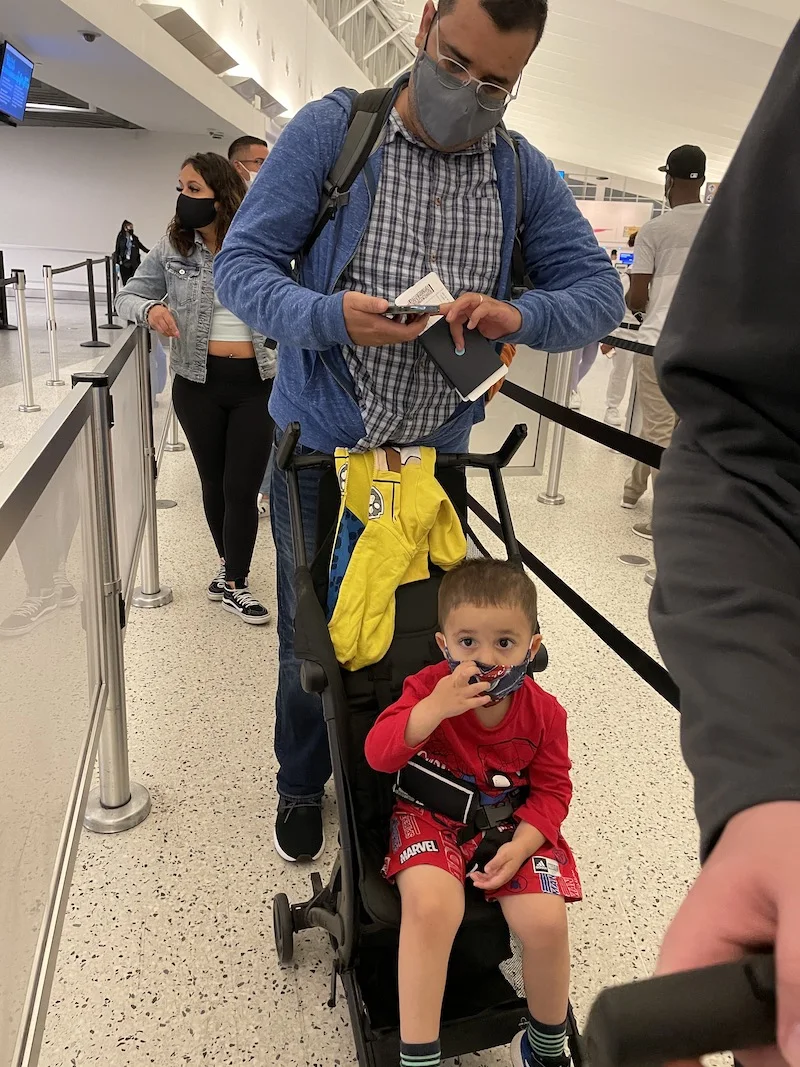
[649,20,800,859]
[114,238,168,326]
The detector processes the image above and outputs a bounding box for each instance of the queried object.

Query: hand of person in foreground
[657,801,800,1067]
[440,294,522,352]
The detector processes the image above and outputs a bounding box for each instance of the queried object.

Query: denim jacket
[115,233,276,383]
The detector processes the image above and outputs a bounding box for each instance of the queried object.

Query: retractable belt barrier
[600,333,658,357]
[467,496,679,709]
[499,379,664,470]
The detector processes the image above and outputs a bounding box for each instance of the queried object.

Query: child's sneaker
[510,1030,570,1067]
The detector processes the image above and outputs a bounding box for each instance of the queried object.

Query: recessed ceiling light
[25,103,91,113]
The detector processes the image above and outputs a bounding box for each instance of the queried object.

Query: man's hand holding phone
[342,292,432,347]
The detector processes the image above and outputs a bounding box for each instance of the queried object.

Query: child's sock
[526,1017,567,1065]
[399,1038,441,1067]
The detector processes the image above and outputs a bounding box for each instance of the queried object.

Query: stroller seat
[271,424,581,1067]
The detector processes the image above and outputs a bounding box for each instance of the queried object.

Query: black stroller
[271,422,582,1066]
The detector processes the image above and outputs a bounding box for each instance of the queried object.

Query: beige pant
[623,354,678,504]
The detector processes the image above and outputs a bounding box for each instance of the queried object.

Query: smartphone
[384,303,441,318]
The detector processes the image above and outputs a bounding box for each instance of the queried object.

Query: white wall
[152,0,372,119]
[0,127,228,292]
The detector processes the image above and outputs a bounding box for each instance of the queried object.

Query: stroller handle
[583,952,776,1067]
[275,423,529,571]
[275,422,529,474]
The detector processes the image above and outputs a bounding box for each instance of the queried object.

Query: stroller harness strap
[395,755,528,845]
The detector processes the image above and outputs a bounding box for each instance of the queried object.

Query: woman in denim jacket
[115,152,275,624]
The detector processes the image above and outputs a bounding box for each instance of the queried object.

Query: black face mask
[175,193,217,230]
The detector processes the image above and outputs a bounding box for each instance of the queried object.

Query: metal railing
[1,270,41,413]
[0,324,172,1067]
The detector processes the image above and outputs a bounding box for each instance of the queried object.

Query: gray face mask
[410,47,506,151]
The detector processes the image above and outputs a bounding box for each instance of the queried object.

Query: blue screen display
[0,42,34,123]
[619,252,634,266]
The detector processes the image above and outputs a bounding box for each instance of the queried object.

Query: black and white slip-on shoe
[207,562,226,602]
[0,590,59,638]
[222,583,271,625]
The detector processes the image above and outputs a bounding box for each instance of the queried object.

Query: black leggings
[172,358,273,582]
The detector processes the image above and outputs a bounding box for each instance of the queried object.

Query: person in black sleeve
[649,22,800,1067]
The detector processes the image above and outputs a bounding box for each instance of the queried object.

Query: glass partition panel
[0,427,101,1064]
[150,333,171,471]
[109,353,144,594]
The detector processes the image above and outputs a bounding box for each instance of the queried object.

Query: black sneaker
[0,590,59,638]
[274,797,325,861]
[54,571,79,607]
[222,582,271,625]
[207,562,226,602]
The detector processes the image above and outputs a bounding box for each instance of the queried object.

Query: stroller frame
[272,423,582,1067]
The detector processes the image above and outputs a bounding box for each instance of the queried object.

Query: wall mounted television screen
[0,41,34,125]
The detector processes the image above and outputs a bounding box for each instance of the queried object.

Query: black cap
[659,145,706,181]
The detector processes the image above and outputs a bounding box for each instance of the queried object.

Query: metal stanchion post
[537,349,574,505]
[0,251,17,331]
[13,270,41,413]
[164,406,185,452]
[80,259,110,349]
[132,328,173,609]
[43,265,65,386]
[99,256,123,331]
[76,371,151,833]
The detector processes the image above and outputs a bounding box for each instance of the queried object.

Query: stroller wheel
[273,893,295,965]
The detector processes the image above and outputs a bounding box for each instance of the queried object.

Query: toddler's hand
[431,661,491,721]
[470,841,526,892]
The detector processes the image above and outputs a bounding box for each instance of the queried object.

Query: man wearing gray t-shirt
[622,145,708,538]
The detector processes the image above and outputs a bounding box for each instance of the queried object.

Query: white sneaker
[604,407,621,426]
[569,390,581,410]
[257,493,269,518]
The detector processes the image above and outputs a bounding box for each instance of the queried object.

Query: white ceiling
[0,0,261,137]
[403,0,794,184]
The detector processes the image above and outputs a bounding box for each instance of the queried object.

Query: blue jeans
[270,421,472,801]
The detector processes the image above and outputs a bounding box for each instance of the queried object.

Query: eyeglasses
[431,21,520,112]
[238,157,266,168]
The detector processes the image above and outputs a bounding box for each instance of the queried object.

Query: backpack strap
[497,125,533,299]
[302,87,396,259]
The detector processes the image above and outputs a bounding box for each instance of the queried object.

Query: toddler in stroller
[365,559,581,1067]
[272,423,583,1067]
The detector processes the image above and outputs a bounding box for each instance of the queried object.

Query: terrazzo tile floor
[34,355,700,1066]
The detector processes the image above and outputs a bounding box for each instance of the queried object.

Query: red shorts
[383,804,583,903]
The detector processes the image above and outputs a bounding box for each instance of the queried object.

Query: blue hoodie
[215,87,624,453]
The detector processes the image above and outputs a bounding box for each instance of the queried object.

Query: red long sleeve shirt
[365,661,573,846]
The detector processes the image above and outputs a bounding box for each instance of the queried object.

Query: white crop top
[209,290,253,343]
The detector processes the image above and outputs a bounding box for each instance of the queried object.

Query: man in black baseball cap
[659,144,707,182]
[622,141,708,543]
